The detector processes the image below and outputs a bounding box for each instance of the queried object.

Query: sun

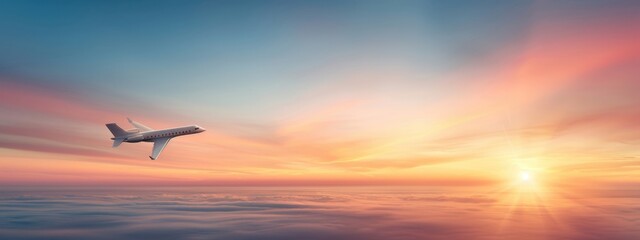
[519,171,531,182]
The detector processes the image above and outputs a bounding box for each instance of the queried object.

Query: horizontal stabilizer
[112,138,125,148]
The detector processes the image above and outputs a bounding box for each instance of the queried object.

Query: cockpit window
[195,127,199,130]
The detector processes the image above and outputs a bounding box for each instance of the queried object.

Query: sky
[0,0,639,188]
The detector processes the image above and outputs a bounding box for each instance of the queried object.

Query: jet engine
[125,135,144,142]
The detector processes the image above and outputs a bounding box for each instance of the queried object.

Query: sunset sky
[1,0,639,187]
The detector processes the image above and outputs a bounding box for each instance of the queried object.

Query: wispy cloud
[1,1,640,186]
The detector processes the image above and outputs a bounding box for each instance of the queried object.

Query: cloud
[400,194,496,203]
[0,81,122,124]
[0,140,120,159]
[1,187,638,240]
[0,189,464,240]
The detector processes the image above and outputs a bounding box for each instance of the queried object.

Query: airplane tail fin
[106,123,128,138]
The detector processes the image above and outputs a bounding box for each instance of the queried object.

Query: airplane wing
[149,137,171,160]
[128,118,153,131]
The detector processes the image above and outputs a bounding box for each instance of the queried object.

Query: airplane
[106,118,205,160]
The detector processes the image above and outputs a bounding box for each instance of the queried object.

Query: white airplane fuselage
[106,118,205,160]
[118,126,205,143]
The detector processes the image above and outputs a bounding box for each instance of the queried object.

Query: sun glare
[519,171,530,182]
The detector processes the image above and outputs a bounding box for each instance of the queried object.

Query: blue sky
[0,0,534,121]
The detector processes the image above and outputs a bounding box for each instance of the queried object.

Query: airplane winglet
[149,156,156,160]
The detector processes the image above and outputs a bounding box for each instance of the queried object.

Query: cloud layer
[0,187,638,240]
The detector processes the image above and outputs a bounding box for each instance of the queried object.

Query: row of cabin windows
[145,130,193,139]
